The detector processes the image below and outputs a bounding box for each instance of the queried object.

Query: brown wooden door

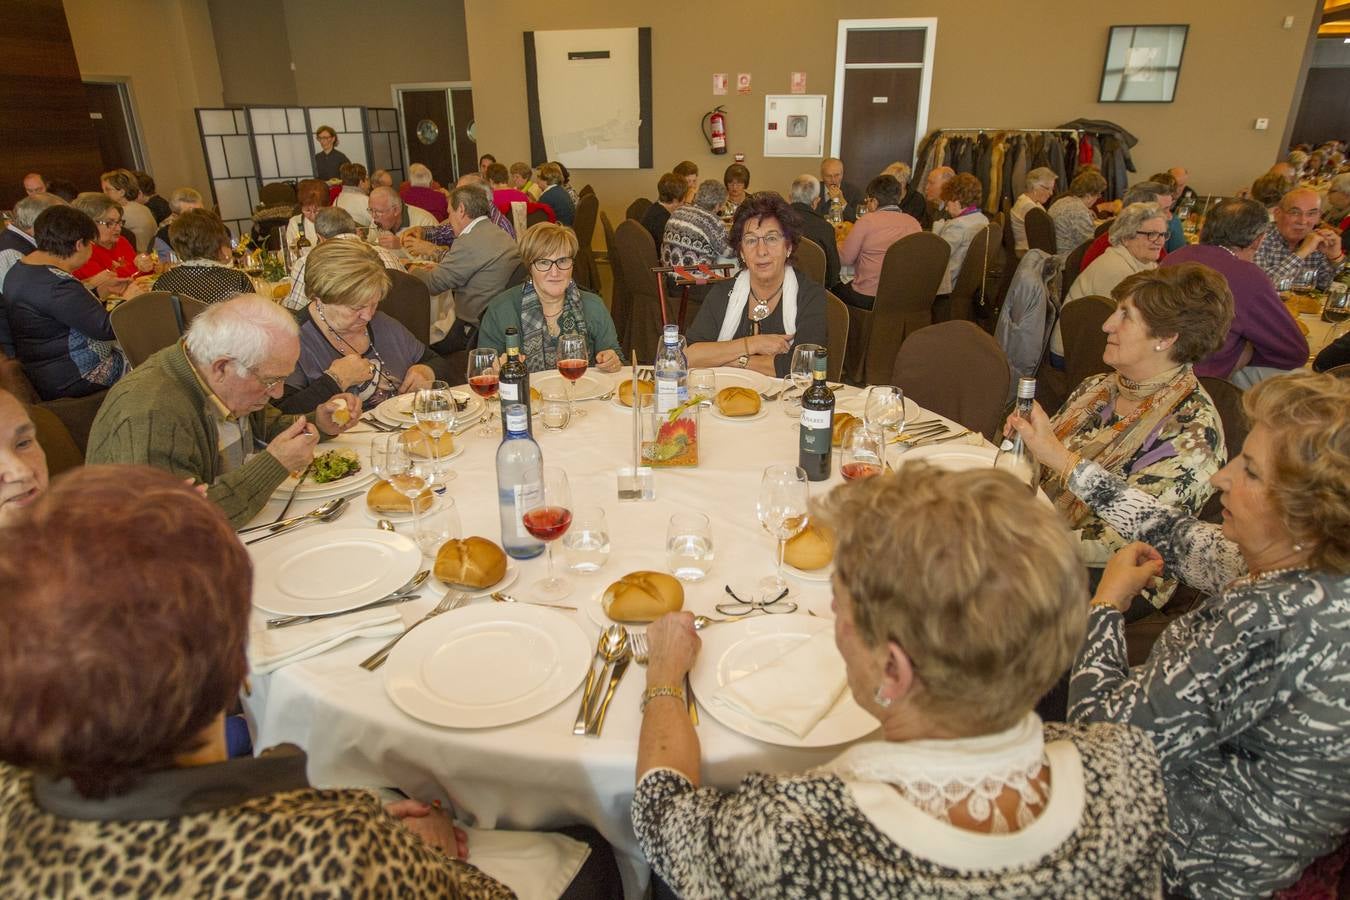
[83,82,140,172]
[450,88,477,181]
[400,90,454,186]
[839,68,922,186]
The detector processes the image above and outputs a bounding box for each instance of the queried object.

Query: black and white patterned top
[1066,459,1350,898]
[632,722,1166,899]
[152,262,255,304]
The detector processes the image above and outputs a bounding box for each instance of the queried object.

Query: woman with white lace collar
[633,465,1168,899]
[683,193,829,378]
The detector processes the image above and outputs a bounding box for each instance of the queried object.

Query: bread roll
[602,571,684,622]
[783,522,833,571]
[715,386,761,417]
[366,479,433,514]
[434,536,508,589]
[271,281,291,300]
[618,379,655,407]
[530,386,542,403]
[400,423,455,458]
[832,413,861,448]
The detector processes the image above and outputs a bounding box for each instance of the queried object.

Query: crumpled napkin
[248,607,404,674]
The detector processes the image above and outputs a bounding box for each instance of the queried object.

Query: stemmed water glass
[757,464,809,594]
[783,343,822,414]
[557,332,588,418]
[863,385,907,471]
[521,466,574,601]
[371,434,433,540]
[412,381,456,483]
[467,349,499,436]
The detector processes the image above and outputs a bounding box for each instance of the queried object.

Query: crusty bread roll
[602,571,684,622]
[434,536,508,589]
[783,522,833,571]
[530,386,542,403]
[715,386,761,417]
[832,412,861,448]
[366,479,433,514]
[618,379,655,407]
[271,281,291,300]
[400,423,455,458]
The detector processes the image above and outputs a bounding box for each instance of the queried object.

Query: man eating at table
[86,295,360,527]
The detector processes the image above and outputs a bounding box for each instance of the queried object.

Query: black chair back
[1024,206,1057,255]
[1060,295,1115,390]
[572,192,601,291]
[625,197,653,221]
[613,220,662,363]
[846,232,950,384]
[381,270,432,344]
[792,238,827,287]
[1061,238,1092,301]
[890,320,1010,439]
[944,220,1000,323]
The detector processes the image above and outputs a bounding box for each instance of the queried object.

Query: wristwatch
[735,354,750,368]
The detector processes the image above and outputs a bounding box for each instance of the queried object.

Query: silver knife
[265,593,421,628]
[911,428,972,447]
[572,635,609,735]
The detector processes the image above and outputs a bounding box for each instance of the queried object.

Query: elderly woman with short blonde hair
[1049,170,1108,256]
[476,222,619,372]
[634,464,1168,898]
[278,238,439,413]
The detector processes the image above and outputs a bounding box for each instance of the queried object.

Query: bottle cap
[503,404,529,434]
[1016,377,1037,399]
[663,324,679,344]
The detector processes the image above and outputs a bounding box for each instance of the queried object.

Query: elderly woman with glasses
[685,193,828,378]
[477,222,621,373]
[69,192,140,293]
[284,179,330,249]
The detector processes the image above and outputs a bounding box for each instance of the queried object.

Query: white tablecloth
[241,370,976,896]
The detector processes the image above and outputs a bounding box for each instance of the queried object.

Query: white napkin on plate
[712,629,848,738]
[247,607,404,674]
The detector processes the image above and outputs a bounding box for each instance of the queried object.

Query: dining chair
[824,291,849,384]
[28,404,82,476]
[1061,238,1093,299]
[612,219,662,363]
[940,219,1000,324]
[889,320,1010,440]
[1060,294,1115,391]
[526,208,551,228]
[109,291,210,369]
[1093,218,1114,237]
[380,270,432,344]
[258,181,297,207]
[1325,362,1350,378]
[572,192,601,292]
[579,184,595,198]
[624,197,652,222]
[1024,206,1057,255]
[845,231,949,385]
[600,211,631,348]
[792,237,827,287]
[1197,376,1248,523]
[40,389,109,457]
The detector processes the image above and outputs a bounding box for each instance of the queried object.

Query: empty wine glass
[540,384,571,431]
[412,381,456,483]
[783,343,822,414]
[1323,282,1350,325]
[557,332,588,418]
[841,425,884,481]
[522,466,573,601]
[467,349,500,436]
[863,385,907,471]
[757,464,809,594]
[372,434,431,539]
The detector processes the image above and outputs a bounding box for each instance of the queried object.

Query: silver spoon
[377,519,396,532]
[491,591,577,611]
[243,497,349,546]
[237,496,344,536]
[585,625,628,734]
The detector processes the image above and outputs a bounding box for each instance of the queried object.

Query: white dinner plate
[690,615,879,748]
[531,370,611,401]
[251,528,421,616]
[374,390,484,427]
[896,443,998,471]
[784,563,831,583]
[272,444,375,498]
[383,603,591,728]
[709,404,769,423]
[433,560,519,598]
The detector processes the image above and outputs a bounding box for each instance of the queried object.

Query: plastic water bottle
[654,324,688,415]
[495,404,544,559]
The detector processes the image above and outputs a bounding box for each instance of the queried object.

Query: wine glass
[522,466,573,601]
[841,425,884,481]
[371,434,431,539]
[412,381,456,484]
[863,385,907,471]
[783,343,822,415]
[1323,283,1350,325]
[557,331,588,418]
[467,349,500,436]
[757,464,809,594]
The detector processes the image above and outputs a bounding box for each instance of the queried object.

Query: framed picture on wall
[1098,25,1189,103]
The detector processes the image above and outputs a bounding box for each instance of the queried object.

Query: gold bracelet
[640,685,686,714]
[1089,599,1122,613]
[1059,451,1081,484]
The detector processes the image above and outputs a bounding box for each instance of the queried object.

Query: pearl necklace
[1227,565,1309,590]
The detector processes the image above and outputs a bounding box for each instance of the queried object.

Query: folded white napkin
[247,607,404,674]
[712,629,848,738]
[460,826,590,900]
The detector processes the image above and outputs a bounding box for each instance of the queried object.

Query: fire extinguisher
[702,106,728,155]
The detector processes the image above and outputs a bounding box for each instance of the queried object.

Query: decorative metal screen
[195,108,260,238]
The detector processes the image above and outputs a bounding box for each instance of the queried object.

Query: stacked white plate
[373,390,485,428]
[271,445,377,500]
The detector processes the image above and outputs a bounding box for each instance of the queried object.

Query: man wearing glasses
[88,295,360,527]
[1254,188,1346,291]
[415,185,522,354]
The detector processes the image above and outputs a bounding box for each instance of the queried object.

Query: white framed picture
[764,94,826,158]
[1098,25,1189,103]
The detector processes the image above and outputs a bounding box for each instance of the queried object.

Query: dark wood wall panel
[0,0,103,208]
[1290,67,1350,147]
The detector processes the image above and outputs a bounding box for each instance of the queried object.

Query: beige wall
[465,0,1321,236]
[65,0,223,194]
[283,0,471,107]
[208,0,298,106]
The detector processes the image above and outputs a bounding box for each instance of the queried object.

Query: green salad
[310,449,361,484]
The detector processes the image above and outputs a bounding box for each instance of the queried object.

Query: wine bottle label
[800,408,832,455]
[800,408,832,429]
[513,482,543,540]
[500,383,520,401]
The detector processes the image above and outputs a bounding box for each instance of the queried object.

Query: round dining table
[240,367,986,897]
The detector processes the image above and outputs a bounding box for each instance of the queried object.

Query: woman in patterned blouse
[1045,264,1233,613]
[634,465,1168,899]
[150,208,255,303]
[1010,372,1350,898]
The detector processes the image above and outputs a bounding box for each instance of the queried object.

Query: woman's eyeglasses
[741,232,784,250]
[95,218,123,228]
[1134,230,1168,242]
[531,256,575,273]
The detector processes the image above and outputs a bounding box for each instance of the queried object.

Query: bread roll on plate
[367,479,433,514]
[602,571,684,622]
[618,379,655,407]
[832,413,861,447]
[715,386,761,417]
[400,423,455,458]
[783,522,833,570]
[434,536,508,590]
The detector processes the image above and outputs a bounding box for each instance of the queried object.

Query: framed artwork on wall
[1098,25,1189,103]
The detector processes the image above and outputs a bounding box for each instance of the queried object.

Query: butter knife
[572,635,608,735]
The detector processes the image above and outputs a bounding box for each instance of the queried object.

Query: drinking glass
[521,466,573,601]
[863,385,907,470]
[557,332,588,417]
[371,434,430,539]
[841,425,884,481]
[757,465,809,593]
[689,368,716,407]
[134,252,156,275]
[783,343,822,414]
[540,384,571,431]
[467,348,500,436]
[1323,282,1350,324]
[413,381,456,483]
[562,505,611,573]
[666,511,714,581]
[414,495,461,557]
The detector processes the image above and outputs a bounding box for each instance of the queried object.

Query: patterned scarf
[519,280,588,373]
[1044,364,1198,527]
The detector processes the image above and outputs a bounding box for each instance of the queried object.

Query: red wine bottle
[498,327,531,436]
[798,349,834,482]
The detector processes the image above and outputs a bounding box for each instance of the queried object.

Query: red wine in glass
[523,506,573,541]
[469,373,499,398]
[557,359,588,382]
[840,462,882,481]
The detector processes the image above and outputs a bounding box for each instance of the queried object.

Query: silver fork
[628,632,699,725]
[359,591,465,671]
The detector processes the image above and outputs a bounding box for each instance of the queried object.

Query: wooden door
[449,88,477,181]
[840,69,922,186]
[84,82,140,172]
[400,90,454,186]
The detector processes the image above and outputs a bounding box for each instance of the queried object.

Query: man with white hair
[788,174,839,287]
[369,169,394,191]
[0,192,64,286]
[400,163,448,222]
[368,186,436,253]
[333,163,372,228]
[282,207,405,310]
[86,295,360,526]
[1010,166,1057,253]
[923,166,956,226]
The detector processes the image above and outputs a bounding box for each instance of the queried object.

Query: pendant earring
[873,686,892,708]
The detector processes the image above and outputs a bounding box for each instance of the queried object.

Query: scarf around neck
[519,280,588,373]
[717,267,799,341]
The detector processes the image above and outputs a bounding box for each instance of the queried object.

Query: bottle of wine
[498,326,532,436]
[295,228,311,258]
[994,377,1041,490]
[654,324,688,415]
[495,404,544,559]
[798,349,834,482]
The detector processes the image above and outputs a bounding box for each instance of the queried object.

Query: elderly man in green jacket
[87,295,359,526]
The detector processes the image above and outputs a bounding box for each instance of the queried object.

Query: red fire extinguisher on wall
[702,106,728,155]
